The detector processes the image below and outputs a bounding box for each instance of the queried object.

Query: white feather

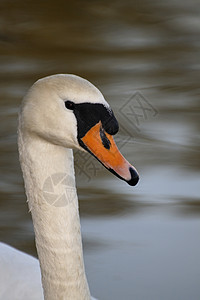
[0,74,112,299]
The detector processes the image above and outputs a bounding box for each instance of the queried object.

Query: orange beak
[81,121,139,186]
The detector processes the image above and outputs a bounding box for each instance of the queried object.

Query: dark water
[0,1,200,299]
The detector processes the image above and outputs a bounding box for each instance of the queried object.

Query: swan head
[20,74,139,186]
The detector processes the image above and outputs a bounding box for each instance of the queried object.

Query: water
[0,0,200,299]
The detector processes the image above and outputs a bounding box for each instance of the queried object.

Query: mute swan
[0,74,139,300]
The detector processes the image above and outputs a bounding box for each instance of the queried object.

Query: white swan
[0,74,139,300]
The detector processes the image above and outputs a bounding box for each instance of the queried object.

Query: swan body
[0,74,139,300]
[0,242,97,300]
[0,242,43,300]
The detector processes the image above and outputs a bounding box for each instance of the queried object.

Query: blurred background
[0,0,200,299]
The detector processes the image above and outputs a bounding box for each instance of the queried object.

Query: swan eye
[65,101,75,110]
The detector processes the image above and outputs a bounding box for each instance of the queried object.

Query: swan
[0,74,139,300]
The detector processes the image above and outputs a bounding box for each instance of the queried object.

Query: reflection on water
[0,0,200,299]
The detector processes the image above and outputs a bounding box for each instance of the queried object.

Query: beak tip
[127,167,139,186]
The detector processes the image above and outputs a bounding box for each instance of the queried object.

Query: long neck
[18,131,91,300]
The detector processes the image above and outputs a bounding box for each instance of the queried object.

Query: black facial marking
[72,102,119,140]
[100,127,111,150]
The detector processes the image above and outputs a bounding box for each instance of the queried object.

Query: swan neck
[18,132,91,300]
